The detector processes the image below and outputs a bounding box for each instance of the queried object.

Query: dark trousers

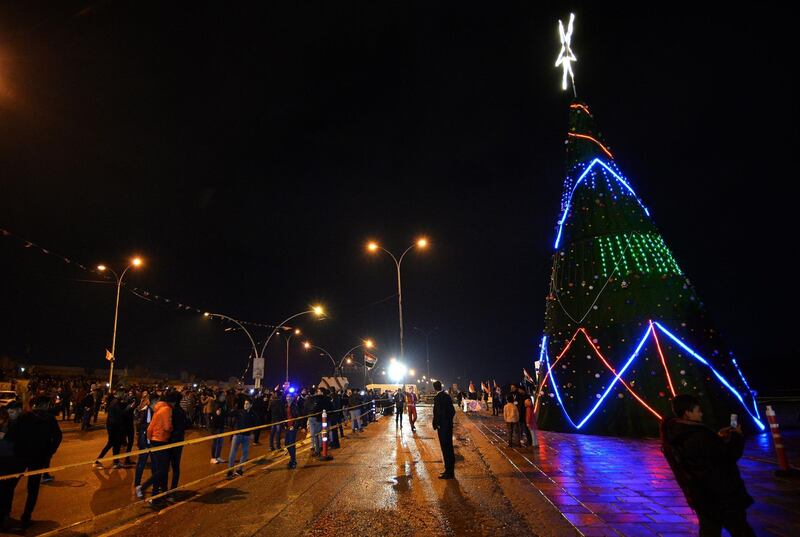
[210,428,224,459]
[97,425,124,460]
[134,432,150,486]
[697,509,756,537]
[140,441,169,494]
[253,423,262,444]
[437,425,455,474]
[285,428,297,465]
[395,404,404,426]
[21,458,50,520]
[329,423,340,448]
[270,424,283,449]
[169,446,183,490]
[0,458,23,519]
[506,422,519,446]
[123,423,135,460]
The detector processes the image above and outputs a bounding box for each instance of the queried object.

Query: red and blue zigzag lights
[539,321,765,431]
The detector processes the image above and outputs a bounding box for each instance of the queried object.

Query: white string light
[555,13,577,96]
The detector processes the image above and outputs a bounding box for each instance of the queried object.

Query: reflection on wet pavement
[469,413,800,537]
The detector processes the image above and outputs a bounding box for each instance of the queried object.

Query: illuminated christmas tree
[536,15,764,437]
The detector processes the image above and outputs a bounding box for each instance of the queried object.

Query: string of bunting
[0,227,280,330]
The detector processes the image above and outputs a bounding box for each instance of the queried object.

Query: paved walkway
[467,413,800,537]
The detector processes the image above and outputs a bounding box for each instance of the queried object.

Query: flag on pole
[105,349,114,362]
[481,381,490,393]
[364,351,377,369]
[523,367,534,385]
[468,381,476,393]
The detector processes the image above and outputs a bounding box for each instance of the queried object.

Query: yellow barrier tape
[0,401,376,481]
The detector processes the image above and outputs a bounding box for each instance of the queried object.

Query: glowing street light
[409,369,415,377]
[254,305,327,388]
[97,256,144,391]
[366,238,429,361]
[388,361,408,383]
[284,328,302,384]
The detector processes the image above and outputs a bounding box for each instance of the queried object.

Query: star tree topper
[555,13,577,96]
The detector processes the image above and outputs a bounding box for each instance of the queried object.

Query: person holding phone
[661,394,755,537]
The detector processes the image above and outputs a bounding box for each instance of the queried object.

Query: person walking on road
[226,397,257,479]
[209,392,227,463]
[0,402,24,532]
[284,393,300,469]
[268,390,286,451]
[166,391,187,495]
[137,394,173,501]
[4,396,63,529]
[503,394,520,447]
[347,389,363,433]
[661,394,756,537]
[394,389,406,429]
[133,393,156,494]
[432,380,455,479]
[406,386,418,432]
[94,392,124,469]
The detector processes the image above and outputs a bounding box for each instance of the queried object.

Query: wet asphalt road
[29,407,558,536]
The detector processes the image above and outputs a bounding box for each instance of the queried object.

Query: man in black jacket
[94,393,124,469]
[661,394,755,537]
[166,391,187,494]
[432,381,456,479]
[5,396,63,529]
[226,397,257,479]
[268,391,286,451]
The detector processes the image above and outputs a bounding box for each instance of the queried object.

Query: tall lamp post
[304,339,374,377]
[97,257,143,391]
[255,306,325,389]
[367,238,428,360]
[284,328,301,384]
[413,326,437,381]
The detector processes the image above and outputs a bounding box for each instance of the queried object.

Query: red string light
[567,132,614,159]
[650,320,676,397]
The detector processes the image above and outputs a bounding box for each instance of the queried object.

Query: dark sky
[1,2,797,390]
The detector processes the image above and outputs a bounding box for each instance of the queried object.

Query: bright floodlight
[132,257,143,267]
[417,238,428,248]
[388,361,407,382]
[97,265,107,271]
[555,13,577,93]
[409,369,416,376]
[367,241,379,252]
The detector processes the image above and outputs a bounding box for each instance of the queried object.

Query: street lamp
[253,306,326,389]
[284,328,301,384]
[413,326,438,381]
[366,238,428,361]
[97,257,143,391]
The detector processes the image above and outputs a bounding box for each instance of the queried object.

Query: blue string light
[553,158,651,249]
[540,323,764,431]
[653,322,765,431]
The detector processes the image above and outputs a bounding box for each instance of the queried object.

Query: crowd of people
[0,377,413,531]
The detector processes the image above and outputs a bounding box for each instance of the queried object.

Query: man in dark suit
[432,380,456,479]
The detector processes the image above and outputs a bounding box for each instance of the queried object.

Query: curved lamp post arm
[338,344,364,368]
[309,344,336,367]
[207,313,260,362]
[260,310,314,358]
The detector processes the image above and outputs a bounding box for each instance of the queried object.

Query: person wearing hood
[4,396,62,529]
[661,394,755,537]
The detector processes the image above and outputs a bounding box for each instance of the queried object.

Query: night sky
[1,2,797,390]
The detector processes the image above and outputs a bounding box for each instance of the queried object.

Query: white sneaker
[93,461,103,469]
[215,458,225,464]
[135,485,143,499]
[210,458,218,464]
